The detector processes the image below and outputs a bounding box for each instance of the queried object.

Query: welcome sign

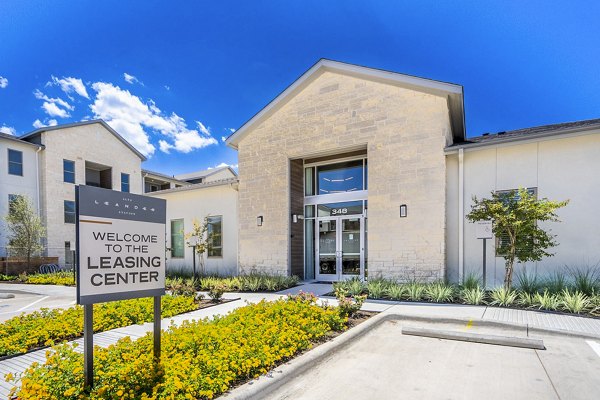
[76,185,166,305]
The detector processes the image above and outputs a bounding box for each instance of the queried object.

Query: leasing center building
[225,59,600,284]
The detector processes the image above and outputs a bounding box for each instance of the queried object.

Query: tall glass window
[63,160,75,183]
[304,167,315,196]
[170,219,184,258]
[8,149,23,176]
[64,200,76,224]
[121,173,130,193]
[316,160,364,195]
[207,216,223,257]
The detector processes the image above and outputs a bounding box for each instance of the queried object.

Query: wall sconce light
[257,216,263,226]
[399,204,407,218]
[292,214,305,223]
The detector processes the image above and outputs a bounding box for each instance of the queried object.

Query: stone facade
[236,70,453,280]
[37,123,143,265]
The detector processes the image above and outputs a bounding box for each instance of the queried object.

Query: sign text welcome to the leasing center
[76,185,166,305]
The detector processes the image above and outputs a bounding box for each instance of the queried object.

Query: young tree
[4,196,46,268]
[185,217,211,277]
[467,188,568,290]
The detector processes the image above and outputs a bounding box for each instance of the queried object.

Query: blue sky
[1,1,599,175]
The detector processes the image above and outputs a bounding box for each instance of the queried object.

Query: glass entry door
[316,216,364,281]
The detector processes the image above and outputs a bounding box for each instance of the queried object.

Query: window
[170,219,184,258]
[8,149,23,176]
[495,187,538,256]
[63,160,75,183]
[207,216,223,257]
[64,200,76,223]
[121,173,130,193]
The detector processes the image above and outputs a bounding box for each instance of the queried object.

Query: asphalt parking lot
[0,284,76,322]
[262,320,600,400]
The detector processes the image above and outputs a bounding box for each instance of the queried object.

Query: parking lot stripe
[15,295,49,312]
[586,340,600,358]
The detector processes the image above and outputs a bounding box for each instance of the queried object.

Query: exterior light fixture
[400,204,407,218]
[257,216,263,226]
[292,214,305,223]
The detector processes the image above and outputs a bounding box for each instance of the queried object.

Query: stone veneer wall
[237,71,452,281]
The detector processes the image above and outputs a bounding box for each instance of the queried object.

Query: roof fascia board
[0,134,44,149]
[146,178,239,195]
[445,125,600,154]
[226,59,464,149]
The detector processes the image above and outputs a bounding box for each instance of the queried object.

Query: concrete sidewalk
[1,282,599,398]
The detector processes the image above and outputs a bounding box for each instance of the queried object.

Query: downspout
[35,147,42,215]
[458,148,464,283]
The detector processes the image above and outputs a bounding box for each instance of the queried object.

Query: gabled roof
[142,169,188,184]
[226,59,465,149]
[146,177,239,195]
[20,119,147,161]
[175,165,238,181]
[0,132,43,148]
[447,118,600,151]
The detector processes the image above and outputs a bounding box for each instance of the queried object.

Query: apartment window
[121,173,130,193]
[63,160,75,183]
[170,219,184,258]
[64,200,76,224]
[8,149,23,176]
[495,187,537,257]
[207,215,223,257]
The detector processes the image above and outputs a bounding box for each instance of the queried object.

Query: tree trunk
[504,253,515,291]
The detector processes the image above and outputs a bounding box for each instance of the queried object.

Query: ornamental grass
[0,295,197,357]
[8,297,346,400]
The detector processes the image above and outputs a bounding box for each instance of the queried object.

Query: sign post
[76,185,166,390]
[475,220,493,288]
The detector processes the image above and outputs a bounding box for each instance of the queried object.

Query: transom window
[305,158,367,196]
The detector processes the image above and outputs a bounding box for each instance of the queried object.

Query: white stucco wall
[446,130,600,286]
[203,168,236,183]
[0,138,40,257]
[148,182,239,276]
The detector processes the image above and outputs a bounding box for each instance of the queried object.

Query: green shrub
[559,289,590,314]
[19,271,75,286]
[0,274,17,281]
[167,277,197,297]
[533,290,561,310]
[386,284,405,300]
[346,277,366,296]
[488,288,517,307]
[367,278,388,299]
[0,295,198,357]
[460,287,485,305]
[425,282,455,303]
[208,283,226,302]
[571,267,600,296]
[542,271,568,294]
[516,269,540,294]
[335,287,366,317]
[9,297,346,399]
[518,291,536,308]
[462,273,482,290]
[404,282,426,301]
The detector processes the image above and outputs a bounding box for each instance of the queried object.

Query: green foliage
[570,266,600,296]
[516,269,541,294]
[334,287,366,318]
[0,274,17,281]
[386,284,405,300]
[542,271,568,294]
[462,273,482,290]
[460,287,485,305]
[488,287,518,307]
[559,289,590,314]
[347,277,366,296]
[207,283,226,302]
[167,277,198,297]
[366,278,389,299]
[425,282,455,303]
[165,273,299,293]
[0,295,198,357]
[9,298,347,399]
[467,188,568,290]
[534,290,561,310]
[518,291,536,308]
[3,196,46,266]
[405,282,426,301]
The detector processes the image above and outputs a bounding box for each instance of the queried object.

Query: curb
[223,310,600,400]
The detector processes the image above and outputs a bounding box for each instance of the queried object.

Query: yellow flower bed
[21,272,76,286]
[0,295,197,357]
[9,296,346,399]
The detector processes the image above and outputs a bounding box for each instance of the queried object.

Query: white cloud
[89,82,217,157]
[48,76,89,99]
[34,89,74,111]
[228,128,236,133]
[212,162,238,170]
[0,76,7,88]
[123,73,143,85]
[42,101,70,118]
[32,119,58,129]
[164,85,170,91]
[196,121,210,136]
[221,136,227,142]
[0,125,16,135]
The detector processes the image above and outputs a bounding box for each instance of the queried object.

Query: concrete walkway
[1,282,599,398]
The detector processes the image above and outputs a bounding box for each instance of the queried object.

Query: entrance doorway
[316,215,365,281]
